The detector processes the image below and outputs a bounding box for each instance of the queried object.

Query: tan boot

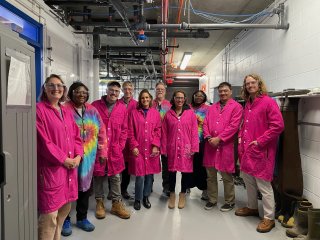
[95,198,106,219]
[168,193,176,209]
[110,201,131,219]
[257,218,275,233]
[178,193,186,209]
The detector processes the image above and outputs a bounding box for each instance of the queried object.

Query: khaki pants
[242,172,275,220]
[206,167,235,204]
[38,202,71,240]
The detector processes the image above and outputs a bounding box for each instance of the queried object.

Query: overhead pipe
[109,0,139,45]
[141,3,289,31]
[74,30,210,38]
[161,0,169,82]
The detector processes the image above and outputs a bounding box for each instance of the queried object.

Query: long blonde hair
[241,73,268,101]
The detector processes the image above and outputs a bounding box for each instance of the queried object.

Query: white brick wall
[203,0,320,207]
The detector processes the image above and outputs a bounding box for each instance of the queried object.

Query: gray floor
[62,173,293,240]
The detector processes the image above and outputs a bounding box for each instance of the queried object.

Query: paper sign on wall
[7,56,31,106]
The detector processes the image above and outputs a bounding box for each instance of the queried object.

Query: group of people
[36,73,284,240]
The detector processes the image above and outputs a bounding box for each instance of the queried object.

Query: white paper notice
[7,56,31,106]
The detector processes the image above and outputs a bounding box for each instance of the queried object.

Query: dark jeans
[121,162,131,193]
[169,171,192,193]
[161,155,170,191]
[135,174,153,201]
[66,189,91,221]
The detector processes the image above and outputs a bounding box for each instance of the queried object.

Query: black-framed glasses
[73,90,89,96]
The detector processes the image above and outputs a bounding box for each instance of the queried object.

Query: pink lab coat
[238,94,284,182]
[161,109,199,172]
[119,97,138,163]
[203,99,243,173]
[127,108,162,176]
[92,97,128,176]
[36,101,83,214]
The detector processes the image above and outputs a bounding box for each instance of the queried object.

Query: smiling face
[106,85,120,103]
[174,92,186,108]
[245,76,260,96]
[218,85,232,103]
[193,92,206,105]
[155,83,166,100]
[140,92,151,109]
[44,77,65,103]
[122,84,134,100]
[72,86,88,106]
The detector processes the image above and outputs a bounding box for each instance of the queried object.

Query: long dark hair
[39,74,67,102]
[68,81,90,103]
[191,90,207,107]
[138,89,153,109]
[170,90,190,110]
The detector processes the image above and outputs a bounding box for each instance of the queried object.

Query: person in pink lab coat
[235,74,284,233]
[119,81,137,200]
[162,90,199,209]
[202,82,243,212]
[152,82,171,196]
[36,74,83,240]
[91,81,131,220]
[127,89,161,211]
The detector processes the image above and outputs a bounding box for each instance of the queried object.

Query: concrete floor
[62,173,294,240]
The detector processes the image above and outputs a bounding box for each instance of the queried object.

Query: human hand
[249,140,258,146]
[150,146,159,157]
[63,158,75,169]
[132,148,139,157]
[99,157,107,164]
[208,137,220,147]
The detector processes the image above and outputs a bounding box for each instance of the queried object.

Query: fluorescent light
[175,76,199,79]
[180,52,192,70]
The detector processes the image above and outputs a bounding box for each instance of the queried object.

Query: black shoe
[163,189,170,197]
[143,197,151,209]
[204,202,216,210]
[220,203,235,212]
[134,200,141,210]
[122,191,134,200]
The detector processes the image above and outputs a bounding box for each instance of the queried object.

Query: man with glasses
[119,81,137,200]
[91,81,131,220]
[152,82,171,196]
[203,82,243,212]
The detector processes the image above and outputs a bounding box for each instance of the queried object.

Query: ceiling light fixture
[179,52,192,70]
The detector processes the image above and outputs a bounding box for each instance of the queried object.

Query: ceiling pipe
[74,30,210,38]
[141,3,289,31]
[109,0,139,45]
[161,0,169,82]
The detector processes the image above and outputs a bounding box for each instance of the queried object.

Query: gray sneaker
[220,203,235,212]
[204,202,216,210]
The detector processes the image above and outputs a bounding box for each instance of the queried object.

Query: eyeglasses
[73,90,89,96]
[194,94,205,98]
[156,88,165,92]
[108,89,120,94]
[174,96,185,100]
[45,83,65,89]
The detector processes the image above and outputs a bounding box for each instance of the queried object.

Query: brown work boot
[257,218,275,233]
[110,201,131,219]
[95,198,106,219]
[168,193,176,209]
[178,193,186,209]
[235,207,259,217]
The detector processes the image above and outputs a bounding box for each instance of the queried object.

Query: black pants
[66,189,91,221]
[161,155,170,191]
[121,162,131,193]
[169,171,192,193]
[191,142,207,190]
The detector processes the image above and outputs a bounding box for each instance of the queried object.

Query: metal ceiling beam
[101,46,161,52]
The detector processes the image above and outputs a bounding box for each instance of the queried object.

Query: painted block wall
[202,0,320,207]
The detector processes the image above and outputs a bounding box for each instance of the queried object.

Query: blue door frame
[0,0,43,98]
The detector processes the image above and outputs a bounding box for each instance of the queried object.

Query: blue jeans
[135,174,153,201]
